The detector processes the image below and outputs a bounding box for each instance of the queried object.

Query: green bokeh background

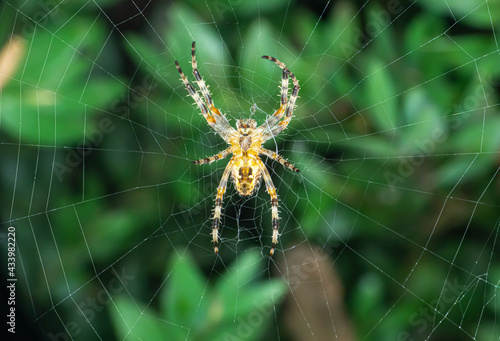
[1,0,499,340]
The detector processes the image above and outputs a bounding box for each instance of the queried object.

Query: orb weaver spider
[175,42,300,255]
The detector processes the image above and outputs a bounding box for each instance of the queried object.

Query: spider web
[1,0,499,340]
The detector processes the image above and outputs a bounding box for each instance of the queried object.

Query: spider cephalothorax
[175,41,300,255]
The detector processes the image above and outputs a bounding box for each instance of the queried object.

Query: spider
[175,42,300,256]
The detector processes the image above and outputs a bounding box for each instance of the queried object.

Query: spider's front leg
[261,69,289,128]
[260,55,300,138]
[189,41,235,139]
[211,159,234,254]
[174,59,216,128]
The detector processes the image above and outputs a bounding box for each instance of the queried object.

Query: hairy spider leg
[257,159,280,256]
[260,148,300,173]
[261,56,300,139]
[212,158,235,254]
[190,42,234,138]
[175,60,217,128]
[193,146,232,165]
[260,68,289,130]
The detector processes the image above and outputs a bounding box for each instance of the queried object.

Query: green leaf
[161,251,207,328]
[405,13,446,56]
[366,2,398,62]
[400,89,444,154]
[352,272,384,319]
[0,6,16,47]
[90,210,141,259]
[206,254,287,341]
[123,32,172,90]
[364,59,398,132]
[438,115,500,187]
[324,1,359,60]
[232,280,287,317]
[213,282,287,341]
[214,251,262,319]
[110,297,176,340]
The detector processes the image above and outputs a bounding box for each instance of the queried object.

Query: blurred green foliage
[110,251,286,340]
[1,0,499,340]
[1,16,125,144]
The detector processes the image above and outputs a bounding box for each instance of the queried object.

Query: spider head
[236,119,257,135]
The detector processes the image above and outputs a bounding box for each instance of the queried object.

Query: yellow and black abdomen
[232,155,262,196]
[236,167,256,195]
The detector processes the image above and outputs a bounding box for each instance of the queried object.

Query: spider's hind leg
[257,160,281,256]
[211,158,234,254]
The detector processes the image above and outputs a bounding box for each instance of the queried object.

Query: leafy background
[1,0,499,340]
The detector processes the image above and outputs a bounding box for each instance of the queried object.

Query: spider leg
[260,148,300,173]
[257,159,280,256]
[193,146,232,165]
[260,69,288,130]
[261,56,300,139]
[175,59,217,129]
[190,42,235,135]
[212,158,234,254]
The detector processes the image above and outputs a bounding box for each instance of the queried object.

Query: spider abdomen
[233,163,262,196]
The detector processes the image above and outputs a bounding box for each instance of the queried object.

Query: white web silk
[1,1,499,340]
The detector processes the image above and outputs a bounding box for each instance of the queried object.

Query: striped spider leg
[258,55,300,140]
